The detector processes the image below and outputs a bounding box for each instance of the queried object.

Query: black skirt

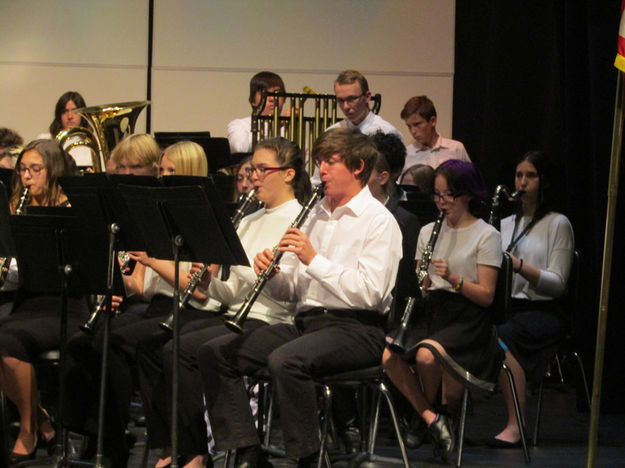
[497,299,565,382]
[417,290,504,393]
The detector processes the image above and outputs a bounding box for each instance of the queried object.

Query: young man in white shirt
[326,70,403,140]
[199,128,402,468]
[402,95,471,172]
[227,71,286,154]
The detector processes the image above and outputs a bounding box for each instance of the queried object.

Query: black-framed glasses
[336,93,364,106]
[314,156,343,168]
[246,165,288,177]
[18,164,46,176]
[431,192,459,203]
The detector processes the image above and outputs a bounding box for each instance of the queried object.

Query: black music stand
[0,168,12,190]
[0,181,13,468]
[117,181,247,468]
[9,208,89,468]
[58,173,154,468]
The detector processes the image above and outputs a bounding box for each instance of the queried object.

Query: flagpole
[586,69,623,468]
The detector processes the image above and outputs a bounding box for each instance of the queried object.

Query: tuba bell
[56,101,150,172]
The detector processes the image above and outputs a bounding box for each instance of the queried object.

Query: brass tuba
[56,101,150,172]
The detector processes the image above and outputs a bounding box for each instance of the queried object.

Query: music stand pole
[171,234,183,468]
[94,223,120,468]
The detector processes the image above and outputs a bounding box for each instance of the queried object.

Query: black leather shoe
[339,425,361,453]
[297,452,319,468]
[403,414,429,449]
[429,414,455,463]
[9,448,37,465]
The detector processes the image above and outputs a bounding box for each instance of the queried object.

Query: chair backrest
[490,252,513,325]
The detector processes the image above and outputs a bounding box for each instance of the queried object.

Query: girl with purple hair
[383,160,504,462]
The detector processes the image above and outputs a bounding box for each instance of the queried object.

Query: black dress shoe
[9,448,37,465]
[486,437,522,448]
[339,425,361,453]
[403,414,429,449]
[428,414,455,463]
[297,452,319,468]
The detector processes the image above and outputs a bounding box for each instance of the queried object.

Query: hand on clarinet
[254,248,279,277]
[432,258,462,290]
[128,251,152,267]
[278,228,317,265]
[189,262,213,290]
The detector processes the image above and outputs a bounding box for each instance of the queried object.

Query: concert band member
[0,140,84,465]
[383,160,503,463]
[140,137,311,468]
[227,71,287,154]
[326,70,402,140]
[62,134,162,468]
[36,91,91,167]
[401,95,470,172]
[489,151,574,448]
[199,128,402,468]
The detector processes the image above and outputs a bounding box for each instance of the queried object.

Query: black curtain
[454,0,624,412]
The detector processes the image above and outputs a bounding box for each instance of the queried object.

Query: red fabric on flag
[615,0,625,71]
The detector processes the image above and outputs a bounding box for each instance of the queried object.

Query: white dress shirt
[226,116,253,154]
[264,186,402,315]
[404,134,470,172]
[326,111,403,141]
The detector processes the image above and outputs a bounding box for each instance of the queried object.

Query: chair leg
[378,382,410,468]
[456,387,469,468]
[1,391,9,468]
[317,385,332,468]
[533,380,544,447]
[502,363,530,463]
[564,352,591,409]
[140,430,150,468]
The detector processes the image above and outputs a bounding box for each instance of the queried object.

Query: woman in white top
[383,160,503,463]
[491,151,574,447]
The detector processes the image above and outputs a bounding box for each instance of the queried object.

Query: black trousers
[199,312,385,458]
[141,316,265,455]
[63,296,205,464]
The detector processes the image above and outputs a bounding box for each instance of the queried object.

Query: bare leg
[155,447,172,468]
[382,348,441,425]
[494,351,525,443]
[183,454,210,468]
[441,371,464,407]
[0,356,39,454]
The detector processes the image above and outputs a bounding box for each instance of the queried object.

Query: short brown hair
[312,128,378,186]
[335,70,369,94]
[400,95,437,121]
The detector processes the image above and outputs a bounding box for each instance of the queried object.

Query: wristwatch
[454,277,464,291]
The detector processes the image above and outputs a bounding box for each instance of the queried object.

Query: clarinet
[488,185,523,231]
[388,210,445,353]
[224,184,325,334]
[80,251,132,334]
[159,188,258,332]
[0,187,30,287]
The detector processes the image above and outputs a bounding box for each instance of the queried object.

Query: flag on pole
[616,0,625,71]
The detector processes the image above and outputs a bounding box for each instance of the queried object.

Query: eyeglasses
[431,192,459,203]
[336,94,364,106]
[18,164,46,176]
[246,165,288,177]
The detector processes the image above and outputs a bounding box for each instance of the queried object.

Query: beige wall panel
[153,0,454,74]
[0,65,148,142]
[152,69,454,147]
[0,0,147,64]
